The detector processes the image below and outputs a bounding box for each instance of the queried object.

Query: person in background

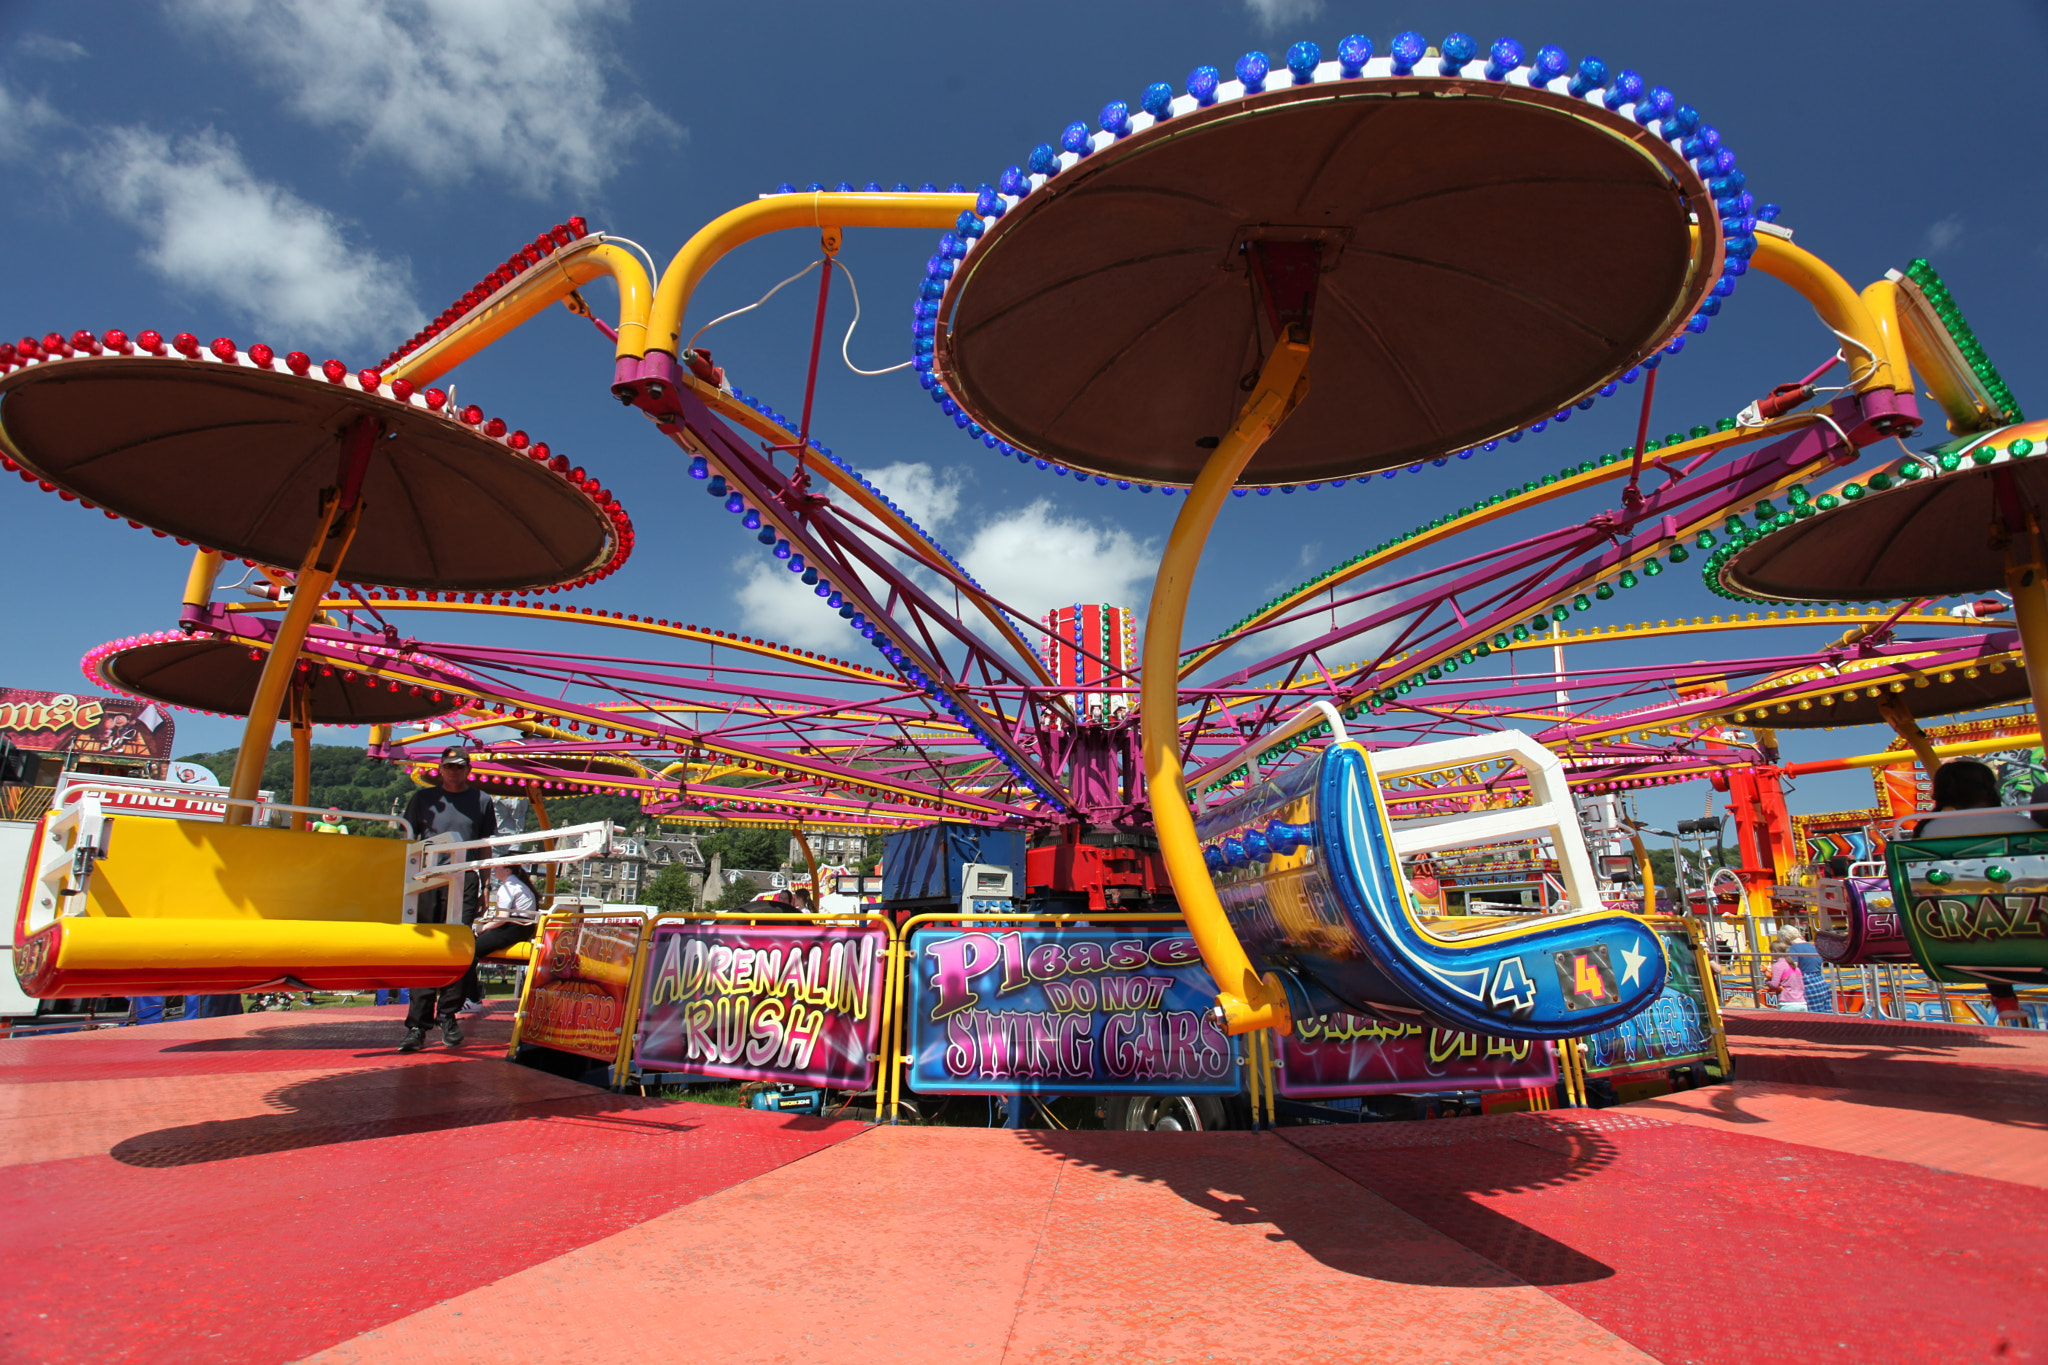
[463,864,545,1016]
[399,749,497,1052]
[1767,933,1808,1012]
[1916,760,2034,836]
[311,806,349,834]
[1782,925,1833,1013]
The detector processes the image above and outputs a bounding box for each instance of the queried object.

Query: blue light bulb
[801,567,818,585]
[1235,50,1270,91]
[1758,203,1781,223]
[1568,56,1607,98]
[1602,70,1644,111]
[775,182,796,195]
[806,181,824,192]
[1683,125,1721,161]
[1336,34,1372,76]
[1634,85,1675,127]
[773,539,791,559]
[1484,37,1524,81]
[864,181,883,192]
[975,187,1002,217]
[687,455,708,479]
[725,493,745,513]
[1100,100,1131,136]
[998,165,1028,196]
[706,475,727,497]
[828,592,844,609]
[1531,44,1568,87]
[1027,142,1059,176]
[1438,33,1477,75]
[1141,81,1174,119]
[1285,40,1320,83]
[850,613,867,629]
[1663,103,1700,141]
[741,509,761,529]
[1390,31,1426,75]
[1188,64,1221,104]
[1708,148,1737,176]
[1060,121,1092,156]
[835,181,854,193]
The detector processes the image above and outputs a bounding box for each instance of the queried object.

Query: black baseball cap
[438,748,471,768]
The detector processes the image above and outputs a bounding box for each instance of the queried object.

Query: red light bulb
[568,216,588,237]
[389,378,414,402]
[484,417,506,437]
[460,404,483,425]
[322,359,347,383]
[356,369,380,391]
[508,430,529,449]
[249,343,275,367]
[422,387,447,411]
[71,330,101,354]
[173,333,201,357]
[285,351,311,374]
[139,330,166,355]
[209,337,237,361]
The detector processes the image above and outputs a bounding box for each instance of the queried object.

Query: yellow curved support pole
[1874,696,1943,779]
[1142,335,1311,1036]
[1858,278,1913,402]
[1751,233,1890,392]
[225,423,376,822]
[386,241,654,385]
[182,548,227,613]
[289,681,313,831]
[639,192,976,360]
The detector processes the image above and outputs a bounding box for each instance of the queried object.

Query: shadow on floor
[1017,1119,1620,1288]
[108,1063,699,1168]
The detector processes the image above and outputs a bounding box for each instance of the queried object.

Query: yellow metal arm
[638,192,975,360]
[386,241,654,385]
[1142,336,1312,1036]
[1751,233,1891,392]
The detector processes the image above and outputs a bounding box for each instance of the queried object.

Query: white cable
[685,260,821,355]
[834,258,914,376]
[595,234,661,287]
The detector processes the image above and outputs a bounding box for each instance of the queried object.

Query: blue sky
[2,0,2045,831]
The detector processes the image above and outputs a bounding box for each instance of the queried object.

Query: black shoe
[399,1027,427,1053]
[440,1017,464,1047]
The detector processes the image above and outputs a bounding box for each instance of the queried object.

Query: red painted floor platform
[2,1006,2043,1364]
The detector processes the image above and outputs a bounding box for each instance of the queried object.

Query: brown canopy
[0,353,623,590]
[1714,650,2030,729]
[1723,427,2048,601]
[95,635,459,725]
[939,79,1718,486]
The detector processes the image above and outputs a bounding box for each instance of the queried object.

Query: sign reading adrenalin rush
[633,921,888,1089]
[518,918,642,1062]
[0,688,173,764]
[907,927,1239,1095]
[1275,1011,1556,1098]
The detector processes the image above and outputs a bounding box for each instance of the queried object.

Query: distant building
[790,831,868,867]
[564,832,704,904]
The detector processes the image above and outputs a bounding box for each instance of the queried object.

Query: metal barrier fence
[1710,949,2047,1025]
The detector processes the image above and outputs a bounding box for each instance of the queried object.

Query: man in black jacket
[399,748,496,1052]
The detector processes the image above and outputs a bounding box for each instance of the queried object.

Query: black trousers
[405,917,538,1029]
[406,872,484,1029]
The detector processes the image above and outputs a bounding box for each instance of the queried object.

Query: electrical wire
[685,259,822,355]
[595,233,661,287]
[833,257,914,376]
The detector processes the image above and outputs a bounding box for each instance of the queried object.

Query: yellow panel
[20,917,472,996]
[83,817,406,922]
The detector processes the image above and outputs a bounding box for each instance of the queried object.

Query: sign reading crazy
[1275,1011,1556,1097]
[907,928,1238,1095]
[519,918,641,1062]
[633,922,887,1089]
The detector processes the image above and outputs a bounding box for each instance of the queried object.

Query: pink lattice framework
[1041,604,1137,720]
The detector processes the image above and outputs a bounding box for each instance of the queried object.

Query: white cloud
[1927,215,1964,253]
[862,462,964,534]
[958,500,1156,621]
[173,0,680,198]
[15,34,88,61]
[1243,0,1323,30]
[733,558,852,654]
[0,79,59,162]
[81,126,422,351]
